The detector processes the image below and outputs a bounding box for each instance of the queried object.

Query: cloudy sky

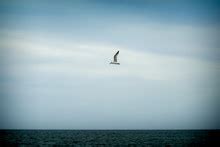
[0,0,220,129]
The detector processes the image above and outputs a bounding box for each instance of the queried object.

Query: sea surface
[0,130,219,146]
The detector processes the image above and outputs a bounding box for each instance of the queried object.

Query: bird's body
[110,51,120,65]
[110,62,120,65]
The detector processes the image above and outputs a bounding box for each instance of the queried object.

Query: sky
[0,0,220,129]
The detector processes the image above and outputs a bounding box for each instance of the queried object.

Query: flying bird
[110,51,120,65]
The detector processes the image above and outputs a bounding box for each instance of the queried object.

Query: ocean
[0,130,219,146]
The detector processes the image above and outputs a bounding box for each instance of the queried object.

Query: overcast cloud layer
[0,0,220,129]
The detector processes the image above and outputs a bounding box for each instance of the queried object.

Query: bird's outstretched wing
[114,51,119,62]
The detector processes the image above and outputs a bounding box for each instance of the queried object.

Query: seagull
[110,51,120,65]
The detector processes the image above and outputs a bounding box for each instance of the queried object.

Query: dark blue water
[0,130,219,146]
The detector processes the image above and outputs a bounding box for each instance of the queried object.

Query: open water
[0,130,219,146]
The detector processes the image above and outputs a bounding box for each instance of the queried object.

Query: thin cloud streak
[1,31,219,82]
